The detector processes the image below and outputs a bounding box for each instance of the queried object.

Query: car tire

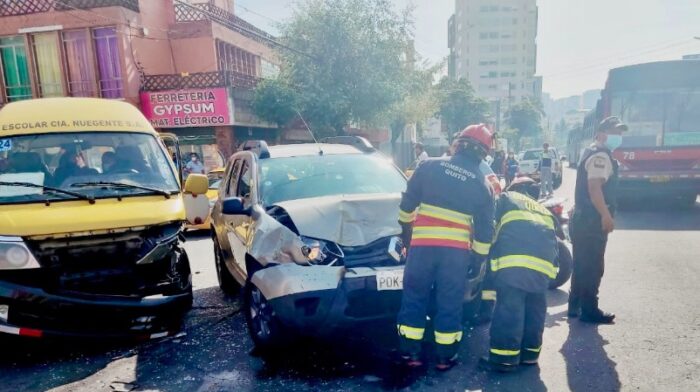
[244,281,293,354]
[553,174,563,189]
[213,237,240,295]
[549,239,573,289]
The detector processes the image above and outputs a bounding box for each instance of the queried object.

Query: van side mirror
[184,174,208,195]
[222,197,251,216]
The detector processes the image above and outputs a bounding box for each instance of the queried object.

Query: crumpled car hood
[274,193,402,247]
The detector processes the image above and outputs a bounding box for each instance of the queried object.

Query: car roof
[0,97,156,136]
[266,143,363,159]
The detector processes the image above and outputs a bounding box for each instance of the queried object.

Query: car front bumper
[0,278,192,339]
[252,261,486,336]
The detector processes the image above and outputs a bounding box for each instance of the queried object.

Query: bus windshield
[612,90,700,148]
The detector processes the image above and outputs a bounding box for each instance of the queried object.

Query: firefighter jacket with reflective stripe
[575,145,619,216]
[489,191,558,292]
[398,155,495,255]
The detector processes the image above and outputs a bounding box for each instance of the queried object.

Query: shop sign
[140,88,233,128]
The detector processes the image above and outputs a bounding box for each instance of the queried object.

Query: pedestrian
[490,150,505,177]
[479,176,559,373]
[539,143,555,198]
[505,151,519,186]
[397,124,495,371]
[185,152,206,177]
[414,142,429,163]
[568,116,627,324]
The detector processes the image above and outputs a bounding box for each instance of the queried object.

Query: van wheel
[244,282,293,354]
[213,237,240,295]
[549,239,573,289]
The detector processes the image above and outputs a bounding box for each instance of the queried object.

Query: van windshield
[0,132,179,204]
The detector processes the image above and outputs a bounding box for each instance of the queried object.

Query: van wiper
[71,181,172,199]
[0,181,95,204]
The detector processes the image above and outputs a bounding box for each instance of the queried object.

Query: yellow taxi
[187,168,225,231]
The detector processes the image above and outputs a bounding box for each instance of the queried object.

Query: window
[62,30,95,97]
[93,27,123,98]
[226,159,243,197]
[489,32,499,39]
[237,161,252,201]
[216,40,259,77]
[0,36,31,101]
[479,32,488,40]
[32,33,63,97]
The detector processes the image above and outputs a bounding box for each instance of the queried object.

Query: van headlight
[0,237,41,270]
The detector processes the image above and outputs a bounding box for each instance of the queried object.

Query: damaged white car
[210,140,483,352]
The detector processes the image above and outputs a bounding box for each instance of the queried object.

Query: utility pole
[495,100,501,133]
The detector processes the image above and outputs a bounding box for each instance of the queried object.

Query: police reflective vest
[489,191,558,292]
[575,145,619,216]
[398,155,495,257]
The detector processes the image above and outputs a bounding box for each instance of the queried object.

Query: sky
[234,0,700,99]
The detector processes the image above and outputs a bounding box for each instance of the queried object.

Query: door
[223,152,257,278]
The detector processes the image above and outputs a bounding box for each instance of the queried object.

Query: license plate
[376,269,404,291]
[649,175,671,183]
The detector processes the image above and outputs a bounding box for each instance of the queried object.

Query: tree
[264,0,411,136]
[435,77,490,141]
[251,78,299,128]
[505,98,543,150]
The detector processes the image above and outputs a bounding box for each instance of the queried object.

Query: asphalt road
[2,168,699,392]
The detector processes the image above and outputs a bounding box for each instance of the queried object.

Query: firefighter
[479,176,558,372]
[396,124,495,371]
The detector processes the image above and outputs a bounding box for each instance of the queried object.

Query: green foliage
[505,98,543,149]
[386,61,441,143]
[435,77,490,140]
[272,0,411,136]
[251,78,299,128]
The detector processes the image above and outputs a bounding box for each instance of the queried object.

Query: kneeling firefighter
[396,124,495,371]
[480,177,559,372]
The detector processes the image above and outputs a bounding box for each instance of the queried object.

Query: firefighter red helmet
[454,124,493,159]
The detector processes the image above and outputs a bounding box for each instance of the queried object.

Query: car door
[224,152,257,279]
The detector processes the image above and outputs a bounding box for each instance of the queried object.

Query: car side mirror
[184,174,208,195]
[222,197,251,216]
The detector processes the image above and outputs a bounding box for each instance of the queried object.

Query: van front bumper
[0,279,191,339]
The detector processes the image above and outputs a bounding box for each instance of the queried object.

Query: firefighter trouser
[570,212,608,316]
[489,283,546,365]
[478,270,497,323]
[397,247,470,360]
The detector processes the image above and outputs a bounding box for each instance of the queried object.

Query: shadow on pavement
[561,321,620,392]
[546,288,569,307]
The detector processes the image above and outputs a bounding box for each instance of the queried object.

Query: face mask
[604,134,623,151]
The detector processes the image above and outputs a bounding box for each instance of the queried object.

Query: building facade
[0,0,279,169]
[448,0,539,104]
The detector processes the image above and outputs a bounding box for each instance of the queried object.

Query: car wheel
[553,174,563,189]
[244,281,293,354]
[213,237,240,295]
[549,239,573,289]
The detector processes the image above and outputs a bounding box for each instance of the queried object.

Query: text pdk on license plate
[376,269,404,290]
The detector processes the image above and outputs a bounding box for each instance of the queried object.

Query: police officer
[479,176,559,372]
[568,116,627,324]
[397,124,495,371]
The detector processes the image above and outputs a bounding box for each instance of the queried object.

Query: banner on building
[140,88,234,128]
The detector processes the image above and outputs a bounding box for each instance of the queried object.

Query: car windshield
[259,154,406,205]
[0,132,179,204]
[522,150,542,160]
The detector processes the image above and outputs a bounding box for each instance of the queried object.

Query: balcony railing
[174,2,277,47]
[0,0,139,17]
[140,71,259,92]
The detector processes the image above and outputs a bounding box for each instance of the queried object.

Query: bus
[567,60,700,205]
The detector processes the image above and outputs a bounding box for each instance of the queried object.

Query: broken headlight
[300,236,343,265]
[0,236,41,270]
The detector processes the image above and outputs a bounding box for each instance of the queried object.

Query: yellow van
[0,98,208,339]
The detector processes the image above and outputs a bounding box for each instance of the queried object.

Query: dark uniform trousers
[489,282,547,365]
[569,211,608,315]
[398,247,470,359]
